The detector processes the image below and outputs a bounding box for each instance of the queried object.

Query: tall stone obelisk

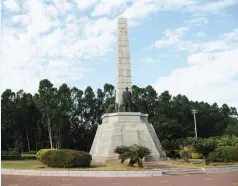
[116,18,132,106]
[90,18,167,163]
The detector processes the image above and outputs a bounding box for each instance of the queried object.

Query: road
[2,172,238,186]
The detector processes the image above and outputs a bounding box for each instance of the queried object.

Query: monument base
[90,112,167,163]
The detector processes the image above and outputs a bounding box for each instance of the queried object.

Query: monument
[90,18,166,163]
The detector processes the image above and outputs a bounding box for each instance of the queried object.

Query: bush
[41,149,92,168]
[179,146,193,162]
[209,146,238,162]
[218,136,238,146]
[71,150,92,167]
[115,144,151,167]
[8,148,14,152]
[193,141,217,165]
[1,155,21,160]
[191,152,203,159]
[162,139,180,159]
[9,151,21,156]
[1,151,9,155]
[22,151,37,155]
[36,149,56,161]
[114,146,130,163]
[21,154,37,160]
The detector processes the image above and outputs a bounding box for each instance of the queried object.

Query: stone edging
[2,166,238,177]
[1,169,162,177]
[201,166,238,173]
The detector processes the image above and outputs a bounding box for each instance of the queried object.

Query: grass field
[1,160,149,170]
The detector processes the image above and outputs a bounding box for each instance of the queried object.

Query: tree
[36,79,58,149]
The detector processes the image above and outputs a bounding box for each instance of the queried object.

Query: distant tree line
[1,79,238,152]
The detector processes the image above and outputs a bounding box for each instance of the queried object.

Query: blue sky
[1,0,238,108]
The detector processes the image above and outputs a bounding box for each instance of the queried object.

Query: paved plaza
[2,172,238,186]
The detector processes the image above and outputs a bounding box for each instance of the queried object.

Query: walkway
[2,172,238,186]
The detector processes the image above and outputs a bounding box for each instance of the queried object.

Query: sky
[1,0,238,108]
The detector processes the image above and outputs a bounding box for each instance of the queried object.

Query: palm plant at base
[114,145,151,168]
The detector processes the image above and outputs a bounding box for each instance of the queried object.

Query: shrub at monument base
[162,139,180,159]
[209,146,238,162]
[36,149,56,161]
[114,146,131,163]
[114,145,151,168]
[41,149,92,168]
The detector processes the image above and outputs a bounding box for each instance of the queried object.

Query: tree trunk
[24,125,31,152]
[138,158,143,168]
[204,155,210,165]
[26,131,31,152]
[47,117,53,149]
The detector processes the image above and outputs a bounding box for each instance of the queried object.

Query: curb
[1,169,162,177]
[201,166,238,173]
[2,166,238,177]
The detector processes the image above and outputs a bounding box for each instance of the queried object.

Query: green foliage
[162,139,181,158]
[191,152,203,159]
[8,148,14,152]
[9,151,21,156]
[218,136,238,146]
[36,149,56,161]
[41,149,74,168]
[1,151,9,155]
[22,151,37,155]
[115,145,151,167]
[114,146,131,163]
[1,80,238,153]
[41,149,92,168]
[179,146,193,162]
[193,140,217,165]
[1,155,21,160]
[209,146,238,162]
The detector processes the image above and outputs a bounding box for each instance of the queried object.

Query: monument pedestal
[90,112,167,163]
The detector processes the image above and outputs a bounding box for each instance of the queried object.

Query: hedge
[41,149,92,168]
[9,151,21,156]
[21,154,37,160]
[209,146,238,162]
[1,151,9,155]
[36,149,56,161]
[1,155,21,160]
[22,151,37,155]
[181,136,238,147]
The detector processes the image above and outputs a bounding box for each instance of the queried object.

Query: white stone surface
[90,112,167,163]
[116,17,132,105]
[1,169,163,177]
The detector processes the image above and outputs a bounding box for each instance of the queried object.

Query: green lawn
[1,160,149,170]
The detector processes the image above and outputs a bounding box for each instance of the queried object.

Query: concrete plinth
[90,112,167,163]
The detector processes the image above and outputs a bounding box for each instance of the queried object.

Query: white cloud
[185,17,208,26]
[12,14,30,25]
[193,32,206,37]
[153,48,238,107]
[3,0,20,12]
[143,57,154,63]
[75,0,98,10]
[92,0,131,17]
[153,27,189,48]
[153,29,238,108]
[184,0,238,13]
